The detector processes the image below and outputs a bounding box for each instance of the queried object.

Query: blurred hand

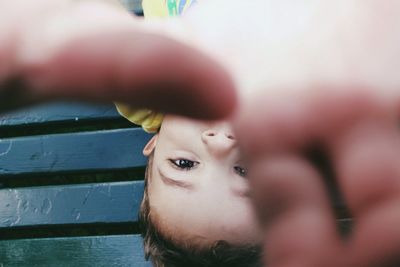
[179,0,400,266]
[236,88,400,267]
[0,0,236,119]
[183,0,400,101]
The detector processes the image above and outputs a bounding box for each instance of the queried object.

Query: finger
[234,92,313,157]
[329,118,400,216]
[0,0,63,112]
[1,0,236,118]
[233,88,385,267]
[250,154,342,267]
[235,86,397,156]
[233,88,346,267]
[328,119,400,267]
[351,201,400,267]
[23,31,237,120]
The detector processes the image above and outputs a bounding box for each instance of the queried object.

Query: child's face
[146,115,262,246]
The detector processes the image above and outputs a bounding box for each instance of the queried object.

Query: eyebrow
[158,168,194,190]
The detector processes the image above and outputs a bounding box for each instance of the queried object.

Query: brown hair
[139,154,263,267]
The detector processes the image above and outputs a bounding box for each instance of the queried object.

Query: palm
[178,1,400,266]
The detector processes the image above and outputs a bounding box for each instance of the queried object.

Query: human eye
[169,159,199,170]
[234,165,247,177]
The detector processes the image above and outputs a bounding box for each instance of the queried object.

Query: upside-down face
[145,115,263,246]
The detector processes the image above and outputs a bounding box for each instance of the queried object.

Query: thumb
[26,31,237,119]
[2,0,237,119]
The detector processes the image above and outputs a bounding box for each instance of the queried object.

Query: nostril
[204,130,217,137]
[203,130,235,139]
[226,133,235,140]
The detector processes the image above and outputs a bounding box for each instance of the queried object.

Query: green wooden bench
[0,102,153,267]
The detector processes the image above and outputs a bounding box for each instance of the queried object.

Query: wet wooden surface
[0,128,151,176]
[0,102,120,127]
[0,235,152,267]
[0,102,151,266]
[0,181,144,228]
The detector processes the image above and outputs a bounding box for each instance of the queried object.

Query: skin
[0,0,236,118]
[235,89,400,267]
[145,115,262,246]
[3,0,400,266]
[179,1,400,265]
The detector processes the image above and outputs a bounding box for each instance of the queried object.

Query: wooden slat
[0,181,144,228]
[0,234,152,267]
[0,102,120,127]
[0,128,152,176]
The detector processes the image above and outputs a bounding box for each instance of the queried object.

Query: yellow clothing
[115,106,164,133]
[142,0,167,17]
[143,0,196,17]
[116,0,195,133]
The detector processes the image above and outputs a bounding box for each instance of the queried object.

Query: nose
[201,128,236,156]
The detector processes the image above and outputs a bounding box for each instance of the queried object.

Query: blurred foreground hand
[173,1,400,266]
[0,0,236,119]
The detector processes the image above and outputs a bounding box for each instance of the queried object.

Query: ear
[143,134,158,156]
